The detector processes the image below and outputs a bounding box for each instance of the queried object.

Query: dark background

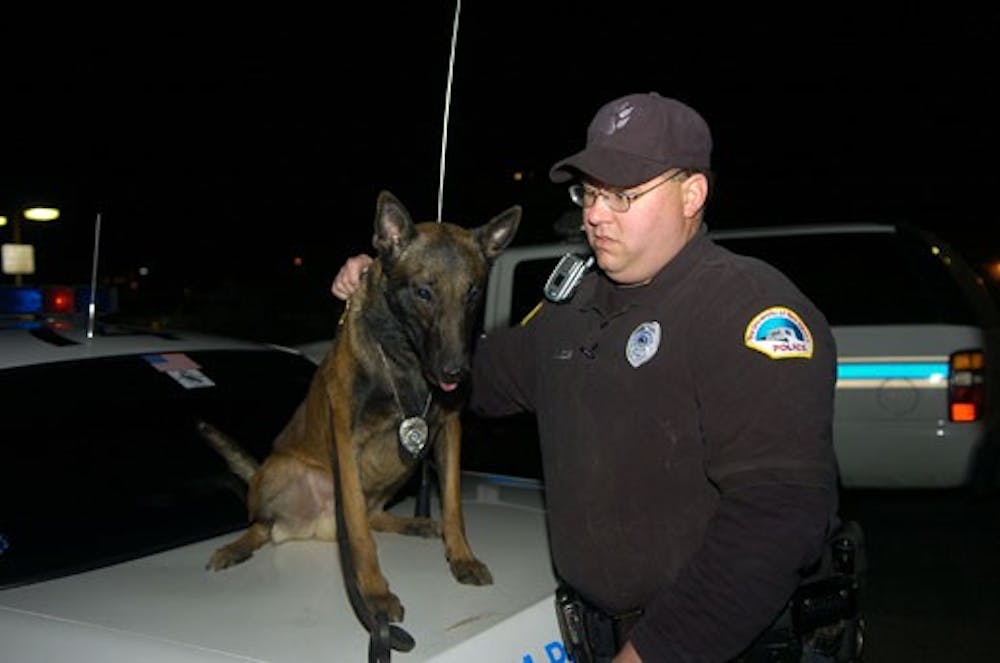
[3,5,998,343]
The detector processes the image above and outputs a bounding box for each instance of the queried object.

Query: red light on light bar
[44,287,75,314]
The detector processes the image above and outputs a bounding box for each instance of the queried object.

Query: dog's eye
[466,285,481,304]
[415,286,433,301]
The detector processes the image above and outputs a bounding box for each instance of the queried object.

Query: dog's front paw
[367,590,405,623]
[450,557,493,586]
[206,546,251,571]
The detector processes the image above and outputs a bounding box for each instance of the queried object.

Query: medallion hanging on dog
[398,406,431,460]
[376,343,434,461]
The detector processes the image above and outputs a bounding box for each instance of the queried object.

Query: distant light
[1,244,35,275]
[0,216,7,227]
[138,266,150,276]
[985,261,1000,281]
[23,207,60,222]
[512,171,523,181]
[293,256,303,267]
[930,245,941,256]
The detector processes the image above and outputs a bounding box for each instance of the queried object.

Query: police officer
[332,92,841,662]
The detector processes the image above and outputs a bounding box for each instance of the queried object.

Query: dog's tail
[196,419,259,482]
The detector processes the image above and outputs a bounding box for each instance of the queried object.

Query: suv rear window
[500,230,983,330]
[714,229,979,326]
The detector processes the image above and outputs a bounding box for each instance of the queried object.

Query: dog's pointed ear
[372,191,417,259]
[475,205,521,262]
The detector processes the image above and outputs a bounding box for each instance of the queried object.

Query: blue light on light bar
[837,363,949,381]
[0,287,43,314]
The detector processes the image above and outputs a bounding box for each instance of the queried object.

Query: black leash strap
[331,449,415,661]
[414,459,434,518]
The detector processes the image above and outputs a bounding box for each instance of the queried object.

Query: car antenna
[435,0,461,223]
[417,0,460,550]
[86,212,102,340]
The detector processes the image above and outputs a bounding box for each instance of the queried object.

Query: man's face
[582,171,707,285]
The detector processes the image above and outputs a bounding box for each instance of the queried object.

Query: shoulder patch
[744,306,814,359]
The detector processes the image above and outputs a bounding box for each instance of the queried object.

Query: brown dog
[199,191,520,623]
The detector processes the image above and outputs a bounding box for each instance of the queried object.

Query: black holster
[740,519,867,662]
[554,586,642,663]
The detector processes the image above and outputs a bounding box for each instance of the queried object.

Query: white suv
[472,223,1000,490]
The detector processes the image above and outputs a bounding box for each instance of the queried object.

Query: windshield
[0,348,315,588]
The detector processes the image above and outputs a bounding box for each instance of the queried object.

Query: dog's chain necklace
[376,343,433,461]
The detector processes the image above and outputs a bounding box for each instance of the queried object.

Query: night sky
[3,6,998,340]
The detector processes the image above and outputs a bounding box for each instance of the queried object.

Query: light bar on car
[0,285,118,317]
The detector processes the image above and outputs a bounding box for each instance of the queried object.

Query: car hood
[0,474,562,662]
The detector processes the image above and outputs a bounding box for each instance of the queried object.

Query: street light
[23,207,60,222]
[1,206,60,285]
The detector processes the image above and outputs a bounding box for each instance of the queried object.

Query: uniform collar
[583,227,713,318]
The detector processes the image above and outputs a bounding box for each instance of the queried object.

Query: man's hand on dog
[331,254,373,301]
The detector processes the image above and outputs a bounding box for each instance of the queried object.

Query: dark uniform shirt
[470,229,840,661]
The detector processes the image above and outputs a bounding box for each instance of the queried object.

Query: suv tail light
[949,350,985,423]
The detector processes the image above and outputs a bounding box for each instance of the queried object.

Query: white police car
[0,295,564,662]
[478,222,1000,490]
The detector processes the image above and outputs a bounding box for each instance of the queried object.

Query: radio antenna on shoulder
[436,0,461,223]
[86,212,102,339]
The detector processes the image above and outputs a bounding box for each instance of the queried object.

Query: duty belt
[555,585,642,662]
[554,521,866,662]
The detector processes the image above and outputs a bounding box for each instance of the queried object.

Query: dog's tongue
[439,381,459,393]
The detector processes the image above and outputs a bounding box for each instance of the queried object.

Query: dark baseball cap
[549,92,712,187]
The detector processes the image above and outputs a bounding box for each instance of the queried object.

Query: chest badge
[625,321,661,368]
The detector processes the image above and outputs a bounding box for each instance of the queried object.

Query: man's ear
[681,173,709,219]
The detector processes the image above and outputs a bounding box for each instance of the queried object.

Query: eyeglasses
[568,170,687,213]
